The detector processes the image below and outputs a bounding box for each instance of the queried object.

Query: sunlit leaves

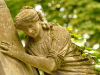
[94,64,100,71]
[84,50,100,57]
[71,38,86,46]
[70,32,86,46]
[69,27,100,71]
[66,27,73,31]
[71,34,83,38]
[85,47,95,51]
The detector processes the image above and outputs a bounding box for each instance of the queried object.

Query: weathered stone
[0,0,34,75]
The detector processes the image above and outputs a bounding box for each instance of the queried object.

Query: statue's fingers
[0,49,12,56]
[0,50,8,54]
[0,45,9,51]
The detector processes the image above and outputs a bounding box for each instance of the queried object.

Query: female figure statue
[1,6,100,75]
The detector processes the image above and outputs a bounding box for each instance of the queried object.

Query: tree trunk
[0,0,34,75]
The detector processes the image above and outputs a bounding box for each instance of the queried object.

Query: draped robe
[25,26,100,75]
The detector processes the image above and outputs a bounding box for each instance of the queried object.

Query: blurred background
[5,0,100,51]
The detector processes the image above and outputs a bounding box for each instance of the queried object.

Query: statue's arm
[17,51,56,72]
[0,48,56,73]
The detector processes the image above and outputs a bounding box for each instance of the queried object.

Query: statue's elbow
[48,60,56,72]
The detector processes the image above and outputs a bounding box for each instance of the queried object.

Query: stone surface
[0,0,34,75]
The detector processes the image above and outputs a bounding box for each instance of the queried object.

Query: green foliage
[38,69,44,75]
[17,30,26,41]
[72,37,100,71]
[66,27,73,31]
[94,64,100,71]
[71,38,86,46]
[67,27,100,71]
[71,34,83,38]
[66,26,100,71]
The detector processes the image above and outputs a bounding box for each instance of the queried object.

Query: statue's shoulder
[50,26,71,52]
[50,26,71,39]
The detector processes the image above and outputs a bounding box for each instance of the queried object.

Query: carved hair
[15,6,44,29]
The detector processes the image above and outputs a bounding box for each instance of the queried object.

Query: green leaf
[89,51,100,57]
[85,47,95,51]
[77,46,85,50]
[94,64,100,71]
[94,57,100,63]
[82,53,87,56]
[71,34,83,38]
[71,38,86,46]
[84,50,100,57]
[67,27,73,31]
[38,69,44,75]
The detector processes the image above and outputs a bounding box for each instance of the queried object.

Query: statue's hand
[0,45,20,58]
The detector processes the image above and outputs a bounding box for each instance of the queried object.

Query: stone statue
[1,6,100,75]
[0,1,37,75]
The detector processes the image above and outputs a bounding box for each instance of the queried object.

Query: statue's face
[23,22,40,38]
